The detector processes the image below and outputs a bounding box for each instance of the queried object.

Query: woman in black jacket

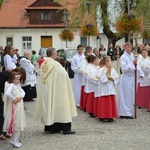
[0,70,9,140]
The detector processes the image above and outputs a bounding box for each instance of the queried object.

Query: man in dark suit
[107,44,114,60]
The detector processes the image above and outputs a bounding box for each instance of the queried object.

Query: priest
[34,47,77,134]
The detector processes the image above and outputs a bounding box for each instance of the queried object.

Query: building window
[22,36,32,50]
[81,37,87,48]
[6,37,13,46]
[41,12,51,21]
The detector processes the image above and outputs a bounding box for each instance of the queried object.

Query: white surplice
[19,57,37,87]
[138,57,150,86]
[84,64,100,94]
[71,53,85,106]
[117,52,136,116]
[96,66,119,97]
[78,59,88,86]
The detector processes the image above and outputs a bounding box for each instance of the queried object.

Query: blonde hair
[101,56,111,65]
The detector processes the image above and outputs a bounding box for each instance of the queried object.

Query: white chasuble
[35,58,77,125]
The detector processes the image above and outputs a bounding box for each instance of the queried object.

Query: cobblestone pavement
[12,102,150,150]
[1,61,150,150]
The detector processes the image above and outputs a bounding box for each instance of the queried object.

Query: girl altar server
[93,59,105,117]
[84,56,100,117]
[97,56,119,122]
[3,72,26,148]
[137,49,150,110]
[78,52,91,110]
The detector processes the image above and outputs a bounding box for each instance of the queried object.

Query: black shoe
[120,116,134,119]
[89,113,95,118]
[126,116,134,119]
[50,131,61,134]
[76,106,79,109]
[83,109,86,112]
[108,118,114,122]
[120,116,126,119]
[63,131,76,135]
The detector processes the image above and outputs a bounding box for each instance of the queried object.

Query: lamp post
[64,10,69,48]
[86,1,92,46]
[128,0,130,42]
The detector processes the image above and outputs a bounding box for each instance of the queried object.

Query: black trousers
[0,96,4,135]
[44,123,71,133]
[22,85,37,101]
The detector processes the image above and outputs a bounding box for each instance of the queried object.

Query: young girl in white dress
[3,71,26,148]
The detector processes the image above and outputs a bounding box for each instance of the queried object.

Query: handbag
[7,104,16,134]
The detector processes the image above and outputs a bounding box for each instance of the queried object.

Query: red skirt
[97,95,118,119]
[79,86,84,110]
[86,92,94,113]
[137,84,150,109]
[83,91,87,110]
[93,97,99,117]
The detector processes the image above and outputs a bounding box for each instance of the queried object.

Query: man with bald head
[35,47,77,134]
[19,51,37,101]
[93,48,100,58]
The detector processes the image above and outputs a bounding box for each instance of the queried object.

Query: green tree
[0,0,3,8]
[135,0,150,38]
[55,0,134,46]
[55,0,150,46]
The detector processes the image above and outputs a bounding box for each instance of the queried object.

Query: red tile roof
[26,6,63,10]
[0,0,68,28]
[0,0,80,28]
[0,0,36,28]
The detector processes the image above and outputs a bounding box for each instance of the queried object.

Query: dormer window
[41,11,51,20]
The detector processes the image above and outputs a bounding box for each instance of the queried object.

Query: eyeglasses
[14,75,20,79]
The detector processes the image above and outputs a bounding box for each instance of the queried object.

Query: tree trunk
[108,39,118,48]
[100,1,123,48]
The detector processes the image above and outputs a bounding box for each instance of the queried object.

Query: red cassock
[137,83,150,110]
[93,97,99,117]
[86,92,94,114]
[97,95,118,119]
[79,86,88,110]
[80,86,85,110]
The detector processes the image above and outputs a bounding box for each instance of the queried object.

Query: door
[41,36,52,48]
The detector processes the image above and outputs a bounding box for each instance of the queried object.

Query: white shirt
[4,54,16,70]
[6,83,25,100]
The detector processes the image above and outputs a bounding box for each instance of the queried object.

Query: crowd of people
[0,45,38,147]
[71,42,150,122]
[0,42,150,148]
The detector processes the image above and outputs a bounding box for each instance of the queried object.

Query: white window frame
[22,36,32,50]
[6,37,13,46]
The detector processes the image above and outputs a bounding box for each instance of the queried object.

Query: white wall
[0,28,81,56]
[0,28,142,56]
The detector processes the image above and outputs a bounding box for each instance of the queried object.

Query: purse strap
[10,103,16,125]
